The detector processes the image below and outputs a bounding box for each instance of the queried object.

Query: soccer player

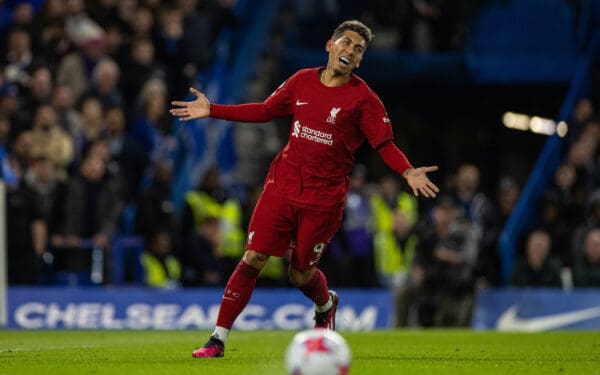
[170,19,440,358]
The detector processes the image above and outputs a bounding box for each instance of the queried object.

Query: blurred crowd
[1,0,600,330]
[0,0,239,286]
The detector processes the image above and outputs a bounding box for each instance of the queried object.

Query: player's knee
[242,250,269,269]
[288,267,313,287]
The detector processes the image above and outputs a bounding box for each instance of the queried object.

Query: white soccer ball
[285,329,351,375]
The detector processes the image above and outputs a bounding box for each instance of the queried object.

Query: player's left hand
[404,166,439,198]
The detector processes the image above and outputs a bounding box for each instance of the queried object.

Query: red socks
[216,260,261,329]
[299,268,330,306]
[215,261,330,329]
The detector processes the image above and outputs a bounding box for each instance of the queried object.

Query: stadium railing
[47,236,144,287]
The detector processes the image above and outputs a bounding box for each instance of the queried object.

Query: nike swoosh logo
[222,297,237,301]
[308,259,319,266]
[296,101,308,106]
[496,305,600,332]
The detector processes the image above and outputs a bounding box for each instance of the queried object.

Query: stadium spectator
[31,2,71,71]
[475,176,519,288]
[6,172,47,285]
[572,227,600,286]
[572,190,600,256]
[180,215,224,286]
[182,167,245,277]
[75,97,105,158]
[496,176,520,226]
[130,6,155,40]
[572,97,594,128]
[20,65,53,116]
[179,0,237,78]
[2,28,33,87]
[23,156,68,235]
[141,231,181,289]
[155,6,188,100]
[7,1,35,34]
[543,163,583,263]
[450,164,498,274]
[29,104,74,180]
[135,158,177,242]
[0,81,28,133]
[81,57,124,109]
[7,129,33,183]
[52,84,82,139]
[52,152,123,281]
[120,37,165,112]
[103,106,146,202]
[103,22,126,62]
[55,19,107,101]
[510,229,562,287]
[395,196,475,327]
[370,174,418,287]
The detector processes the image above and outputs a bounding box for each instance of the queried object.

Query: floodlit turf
[0,330,599,375]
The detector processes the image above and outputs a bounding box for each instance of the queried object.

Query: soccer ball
[285,329,351,375]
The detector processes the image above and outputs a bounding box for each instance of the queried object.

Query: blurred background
[1,0,600,330]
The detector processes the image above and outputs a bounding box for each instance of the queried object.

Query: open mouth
[339,56,350,67]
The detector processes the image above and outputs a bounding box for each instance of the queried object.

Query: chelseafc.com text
[13,302,379,330]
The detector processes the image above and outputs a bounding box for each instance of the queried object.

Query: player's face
[326,30,366,76]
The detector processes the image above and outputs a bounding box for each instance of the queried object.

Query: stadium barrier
[472,288,600,331]
[7,287,393,330]
[7,287,600,331]
[47,237,144,286]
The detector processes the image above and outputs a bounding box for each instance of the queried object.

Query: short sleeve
[264,72,298,117]
[358,89,394,149]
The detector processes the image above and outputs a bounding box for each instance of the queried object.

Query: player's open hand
[170,87,210,121]
[404,166,440,198]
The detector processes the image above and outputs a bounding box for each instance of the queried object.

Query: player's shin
[298,268,330,307]
[216,260,261,330]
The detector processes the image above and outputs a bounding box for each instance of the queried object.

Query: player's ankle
[316,297,333,312]
[211,326,230,345]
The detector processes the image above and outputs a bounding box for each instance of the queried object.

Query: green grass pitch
[0,330,599,374]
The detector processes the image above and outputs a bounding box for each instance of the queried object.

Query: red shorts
[246,182,343,270]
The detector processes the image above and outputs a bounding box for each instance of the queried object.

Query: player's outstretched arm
[170,87,210,121]
[376,140,440,198]
[404,166,440,198]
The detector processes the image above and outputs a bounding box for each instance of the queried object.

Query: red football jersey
[262,68,394,210]
[246,68,393,209]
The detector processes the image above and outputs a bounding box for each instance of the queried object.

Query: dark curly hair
[331,20,373,45]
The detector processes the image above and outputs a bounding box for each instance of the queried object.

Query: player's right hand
[170,87,210,121]
[405,166,440,198]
